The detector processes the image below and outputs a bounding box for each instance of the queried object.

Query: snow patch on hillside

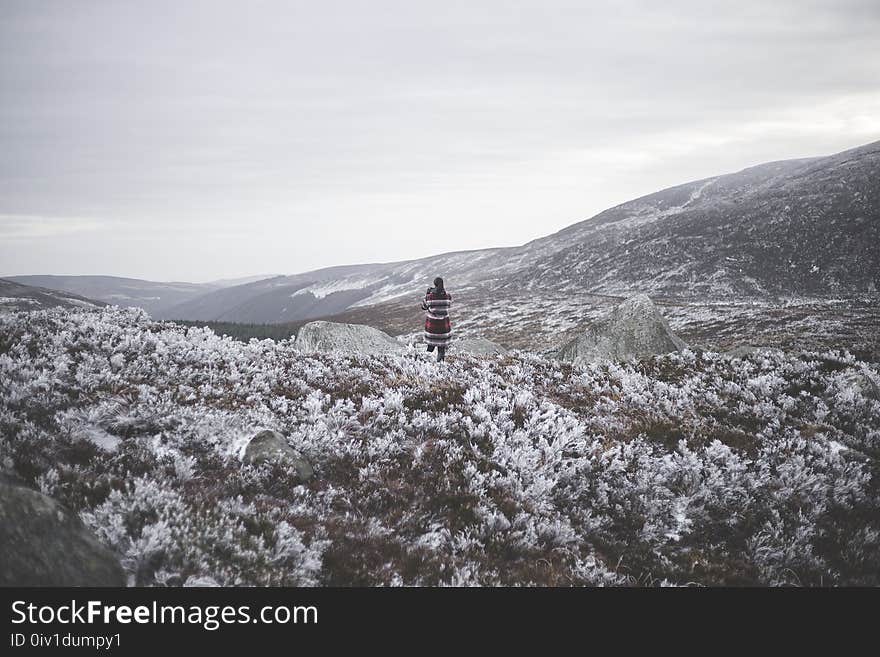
[621,178,717,228]
[291,278,374,299]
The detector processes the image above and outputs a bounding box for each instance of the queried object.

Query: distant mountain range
[3,274,278,317]
[6,139,878,326]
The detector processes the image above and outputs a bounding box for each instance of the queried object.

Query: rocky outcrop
[454,337,508,355]
[0,475,125,586]
[242,430,314,481]
[556,294,686,365]
[293,321,404,355]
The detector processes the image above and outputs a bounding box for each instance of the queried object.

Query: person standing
[422,277,452,362]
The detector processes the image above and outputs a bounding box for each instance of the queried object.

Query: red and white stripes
[423,290,453,346]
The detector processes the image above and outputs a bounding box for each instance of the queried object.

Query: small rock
[723,345,783,359]
[242,430,314,481]
[184,575,221,587]
[454,337,508,355]
[840,370,880,402]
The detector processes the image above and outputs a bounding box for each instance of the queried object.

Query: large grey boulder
[556,294,687,365]
[454,337,508,355]
[0,475,125,586]
[293,321,404,355]
[243,430,314,481]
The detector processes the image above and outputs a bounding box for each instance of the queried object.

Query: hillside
[0,279,105,313]
[511,141,880,298]
[1,306,878,586]
[158,140,879,326]
[5,275,273,317]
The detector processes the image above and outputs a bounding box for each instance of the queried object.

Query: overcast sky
[2,0,879,282]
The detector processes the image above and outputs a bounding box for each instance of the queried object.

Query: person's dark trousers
[426,345,446,362]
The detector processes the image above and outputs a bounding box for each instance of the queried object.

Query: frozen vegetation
[1,307,879,586]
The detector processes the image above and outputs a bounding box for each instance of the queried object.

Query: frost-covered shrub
[0,307,878,586]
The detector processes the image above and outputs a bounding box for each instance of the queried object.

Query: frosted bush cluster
[1,307,878,586]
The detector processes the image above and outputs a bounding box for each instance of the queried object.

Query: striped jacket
[422,288,452,346]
